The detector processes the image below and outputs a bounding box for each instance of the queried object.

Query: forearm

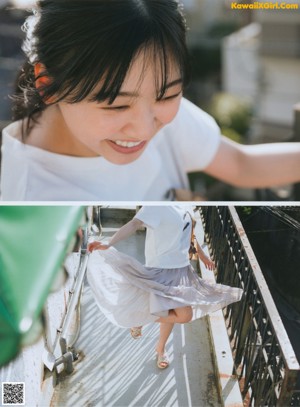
[194,239,215,270]
[193,222,206,260]
[239,142,300,187]
[108,218,143,247]
[195,240,206,261]
[205,137,300,188]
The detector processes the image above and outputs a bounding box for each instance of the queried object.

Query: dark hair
[12,0,191,136]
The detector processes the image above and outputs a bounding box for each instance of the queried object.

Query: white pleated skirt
[85,247,243,328]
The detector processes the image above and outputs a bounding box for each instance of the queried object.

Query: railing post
[277,370,299,407]
[293,103,300,201]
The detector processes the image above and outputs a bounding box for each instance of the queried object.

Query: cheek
[159,100,181,124]
[60,104,121,140]
[59,104,92,131]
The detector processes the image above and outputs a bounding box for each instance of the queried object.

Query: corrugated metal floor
[52,227,222,407]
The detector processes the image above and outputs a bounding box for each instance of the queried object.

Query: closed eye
[158,91,182,102]
[99,91,182,110]
[101,105,130,111]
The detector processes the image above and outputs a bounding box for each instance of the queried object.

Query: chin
[106,151,144,165]
[105,144,148,165]
[111,156,142,165]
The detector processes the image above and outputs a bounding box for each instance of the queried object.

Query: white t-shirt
[134,206,193,268]
[0,98,221,201]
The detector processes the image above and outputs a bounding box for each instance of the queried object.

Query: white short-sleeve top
[0,98,221,201]
[134,206,193,268]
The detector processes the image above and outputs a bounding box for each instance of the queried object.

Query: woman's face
[55,52,183,164]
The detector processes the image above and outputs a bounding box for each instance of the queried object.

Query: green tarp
[0,206,84,366]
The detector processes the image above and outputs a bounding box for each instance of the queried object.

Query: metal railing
[55,226,89,374]
[48,207,102,379]
[294,103,300,201]
[200,206,300,407]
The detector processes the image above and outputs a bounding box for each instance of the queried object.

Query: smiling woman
[14,0,189,132]
[39,50,183,164]
[0,0,195,200]
[0,0,299,201]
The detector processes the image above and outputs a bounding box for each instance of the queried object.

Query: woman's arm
[195,241,215,270]
[192,217,215,270]
[88,218,144,252]
[204,136,300,188]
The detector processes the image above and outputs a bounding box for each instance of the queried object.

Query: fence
[294,104,300,201]
[200,206,300,406]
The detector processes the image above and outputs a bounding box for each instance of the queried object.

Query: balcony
[0,206,299,406]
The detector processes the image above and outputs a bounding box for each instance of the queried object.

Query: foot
[156,352,169,369]
[130,326,142,339]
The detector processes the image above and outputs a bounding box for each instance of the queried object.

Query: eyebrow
[116,78,183,98]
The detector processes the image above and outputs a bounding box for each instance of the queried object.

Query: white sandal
[157,353,169,369]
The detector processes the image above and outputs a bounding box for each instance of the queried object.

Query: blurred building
[222,0,300,143]
[182,0,247,107]
[181,0,300,200]
[182,0,300,144]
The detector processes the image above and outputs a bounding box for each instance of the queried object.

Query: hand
[88,241,110,252]
[200,254,215,271]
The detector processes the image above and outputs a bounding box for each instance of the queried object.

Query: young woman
[0,0,299,201]
[87,206,242,369]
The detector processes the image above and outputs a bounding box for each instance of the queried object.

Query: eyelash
[102,92,182,111]
[105,105,129,111]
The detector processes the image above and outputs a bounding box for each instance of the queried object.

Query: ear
[34,62,54,103]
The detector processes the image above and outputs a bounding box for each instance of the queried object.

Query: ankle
[156,346,165,355]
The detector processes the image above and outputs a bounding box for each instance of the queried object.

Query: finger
[88,242,99,251]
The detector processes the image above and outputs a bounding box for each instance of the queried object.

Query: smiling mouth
[114,140,143,148]
[108,139,147,154]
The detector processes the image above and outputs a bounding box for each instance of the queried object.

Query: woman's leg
[156,322,174,354]
[156,322,174,368]
[156,306,193,324]
[155,306,193,368]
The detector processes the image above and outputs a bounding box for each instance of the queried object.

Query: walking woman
[87,206,242,369]
[1,0,300,201]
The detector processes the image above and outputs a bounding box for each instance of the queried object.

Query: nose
[122,103,160,141]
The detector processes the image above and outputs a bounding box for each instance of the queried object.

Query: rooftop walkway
[52,222,224,407]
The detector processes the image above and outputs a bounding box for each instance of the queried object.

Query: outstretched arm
[192,217,215,270]
[88,218,144,252]
[195,240,215,270]
[204,137,300,188]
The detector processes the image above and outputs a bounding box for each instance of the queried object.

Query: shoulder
[134,206,166,229]
[2,120,23,142]
[153,98,221,171]
[1,122,28,200]
[157,97,221,147]
[1,121,28,160]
